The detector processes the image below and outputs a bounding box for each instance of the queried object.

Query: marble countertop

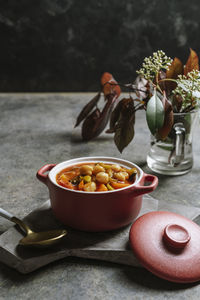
[0,93,200,300]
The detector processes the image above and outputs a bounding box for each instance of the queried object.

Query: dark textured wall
[0,0,200,92]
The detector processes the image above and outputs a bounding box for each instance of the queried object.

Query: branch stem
[102,81,147,94]
[158,78,177,83]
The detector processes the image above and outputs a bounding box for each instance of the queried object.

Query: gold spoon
[0,207,67,247]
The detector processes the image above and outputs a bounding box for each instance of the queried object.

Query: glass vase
[147,110,198,175]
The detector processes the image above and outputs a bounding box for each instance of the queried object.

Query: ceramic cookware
[129,211,200,283]
[37,157,158,232]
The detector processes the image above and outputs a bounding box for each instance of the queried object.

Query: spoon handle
[0,207,14,221]
[0,207,33,234]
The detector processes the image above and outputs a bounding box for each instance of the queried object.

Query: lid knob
[164,224,191,249]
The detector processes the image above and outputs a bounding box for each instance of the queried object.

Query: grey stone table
[0,93,200,300]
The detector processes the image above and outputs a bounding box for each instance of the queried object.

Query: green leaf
[146,90,165,135]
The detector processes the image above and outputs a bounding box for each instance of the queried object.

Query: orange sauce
[56,162,137,192]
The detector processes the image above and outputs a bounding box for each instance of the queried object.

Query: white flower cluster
[136,50,173,81]
[173,69,200,109]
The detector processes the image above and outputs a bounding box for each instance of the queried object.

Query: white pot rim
[48,156,143,194]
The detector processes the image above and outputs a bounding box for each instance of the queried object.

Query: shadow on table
[70,133,113,143]
[122,265,199,291]
[0,257,198,292]
[14,205,130,260]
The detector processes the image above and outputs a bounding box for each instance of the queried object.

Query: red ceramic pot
[36,157,158,232]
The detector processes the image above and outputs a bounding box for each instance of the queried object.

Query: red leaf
[75,92,101,127]
[163,57,183,95]
[134,76,148,100]
[101,72,121,98]
[113,98,135,152]
[173,94,183,112]
[106,100,123,133]
[184,48,199,76]
[166,57,183,79]
[157,92,174,140]
[81,108,101,140]
[82,94,118,140]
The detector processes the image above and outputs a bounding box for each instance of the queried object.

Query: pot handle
[133,173,158,196]
[36,164,56,185]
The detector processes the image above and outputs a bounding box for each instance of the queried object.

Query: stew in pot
[56,162,138,192]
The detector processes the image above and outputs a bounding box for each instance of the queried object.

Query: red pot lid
[129,211,200,283]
